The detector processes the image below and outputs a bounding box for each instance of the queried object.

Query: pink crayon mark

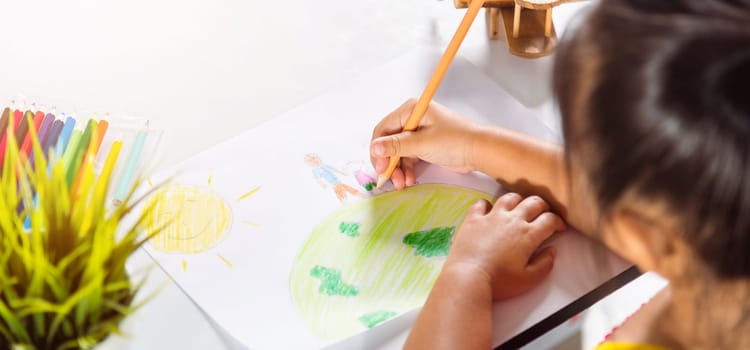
[355,170,376,191]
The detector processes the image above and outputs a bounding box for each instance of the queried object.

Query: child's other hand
[447,193,566,300]
[370,99,479,190]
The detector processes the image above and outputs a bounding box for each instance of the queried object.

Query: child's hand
[370,99,480,190]
[447,193,566,300]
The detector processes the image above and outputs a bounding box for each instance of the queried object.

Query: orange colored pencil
[87,119,109,158]
[376,0,486,188]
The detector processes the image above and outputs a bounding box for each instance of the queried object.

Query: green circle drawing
[289,184,492,340]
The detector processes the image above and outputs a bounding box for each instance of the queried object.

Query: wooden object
[377,0,486,188]
[455,0,514,7]
[454,0,576,58]
[486,7,501,39]
[501,4,557,57]
[512,4,521,38]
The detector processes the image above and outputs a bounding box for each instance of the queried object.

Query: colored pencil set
[0,105,155,210]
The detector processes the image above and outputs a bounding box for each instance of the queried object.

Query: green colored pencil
[66,119,97,186]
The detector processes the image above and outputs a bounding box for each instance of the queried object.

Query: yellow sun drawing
[144,174,260,271]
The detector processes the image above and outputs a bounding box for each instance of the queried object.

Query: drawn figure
[289,183,492,340]
[305,154,361,202]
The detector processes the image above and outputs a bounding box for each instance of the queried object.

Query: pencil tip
[376,176,388,189]
[375,175,390,189]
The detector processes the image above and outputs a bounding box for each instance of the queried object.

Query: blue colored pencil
[54,117,76,158]
[114,130,147,204]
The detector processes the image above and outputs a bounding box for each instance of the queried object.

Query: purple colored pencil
[29,114,57,168]
[37,114,55,147]
[43,120,64,157]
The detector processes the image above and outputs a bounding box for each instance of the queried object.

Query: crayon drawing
[305,154,363,202]
[127,48,631,349]
[143,175,261,271]
[343,160,379,192]
[145,184,233,254]
[354,170,377,192]
[289,184,492,339]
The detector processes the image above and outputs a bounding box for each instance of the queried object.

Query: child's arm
[471,126,574,227]
[370,99,594,234]
[406,263,494,349]
[405,193,565,349]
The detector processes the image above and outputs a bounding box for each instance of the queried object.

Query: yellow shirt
[595,342,671,350]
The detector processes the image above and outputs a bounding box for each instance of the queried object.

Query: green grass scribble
[289,184,492,340]
[310,266,359,296]
[358,311,397,328]
[403,226,456,257]
[338,222,360,237]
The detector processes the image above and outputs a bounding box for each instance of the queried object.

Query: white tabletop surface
[1,1,599,348]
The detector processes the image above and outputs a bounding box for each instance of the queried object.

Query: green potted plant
[0,117,158,349]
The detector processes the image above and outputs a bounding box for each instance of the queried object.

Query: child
[369,0,750,348]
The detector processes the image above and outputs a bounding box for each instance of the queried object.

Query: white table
[1,1,657,349]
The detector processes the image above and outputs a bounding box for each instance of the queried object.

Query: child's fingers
[513,196,550,222]
[533,211,567,231]
[527,212,566,246]
[371,131,425,159]
[371,99,418,141]
[370,101,413,174]
[494,192,523,211]
[524,246,556,280]
[467,199,492,217]
[391,167,406,190]
[369,132,422,177]
[372,155,389,174]
[402,158,417,187]
[370,142,384,171]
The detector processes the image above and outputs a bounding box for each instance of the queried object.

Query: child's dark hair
[554,0,750,278]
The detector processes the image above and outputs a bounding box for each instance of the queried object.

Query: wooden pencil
[14,112,33,149]
[0,108,10,144]
[19,111,46,158]
[376,0,486,188]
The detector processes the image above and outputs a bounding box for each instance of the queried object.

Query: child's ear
[607,207,687,279]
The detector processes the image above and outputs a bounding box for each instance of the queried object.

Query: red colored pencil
[19,111,46,157]
[0,110,24,169]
